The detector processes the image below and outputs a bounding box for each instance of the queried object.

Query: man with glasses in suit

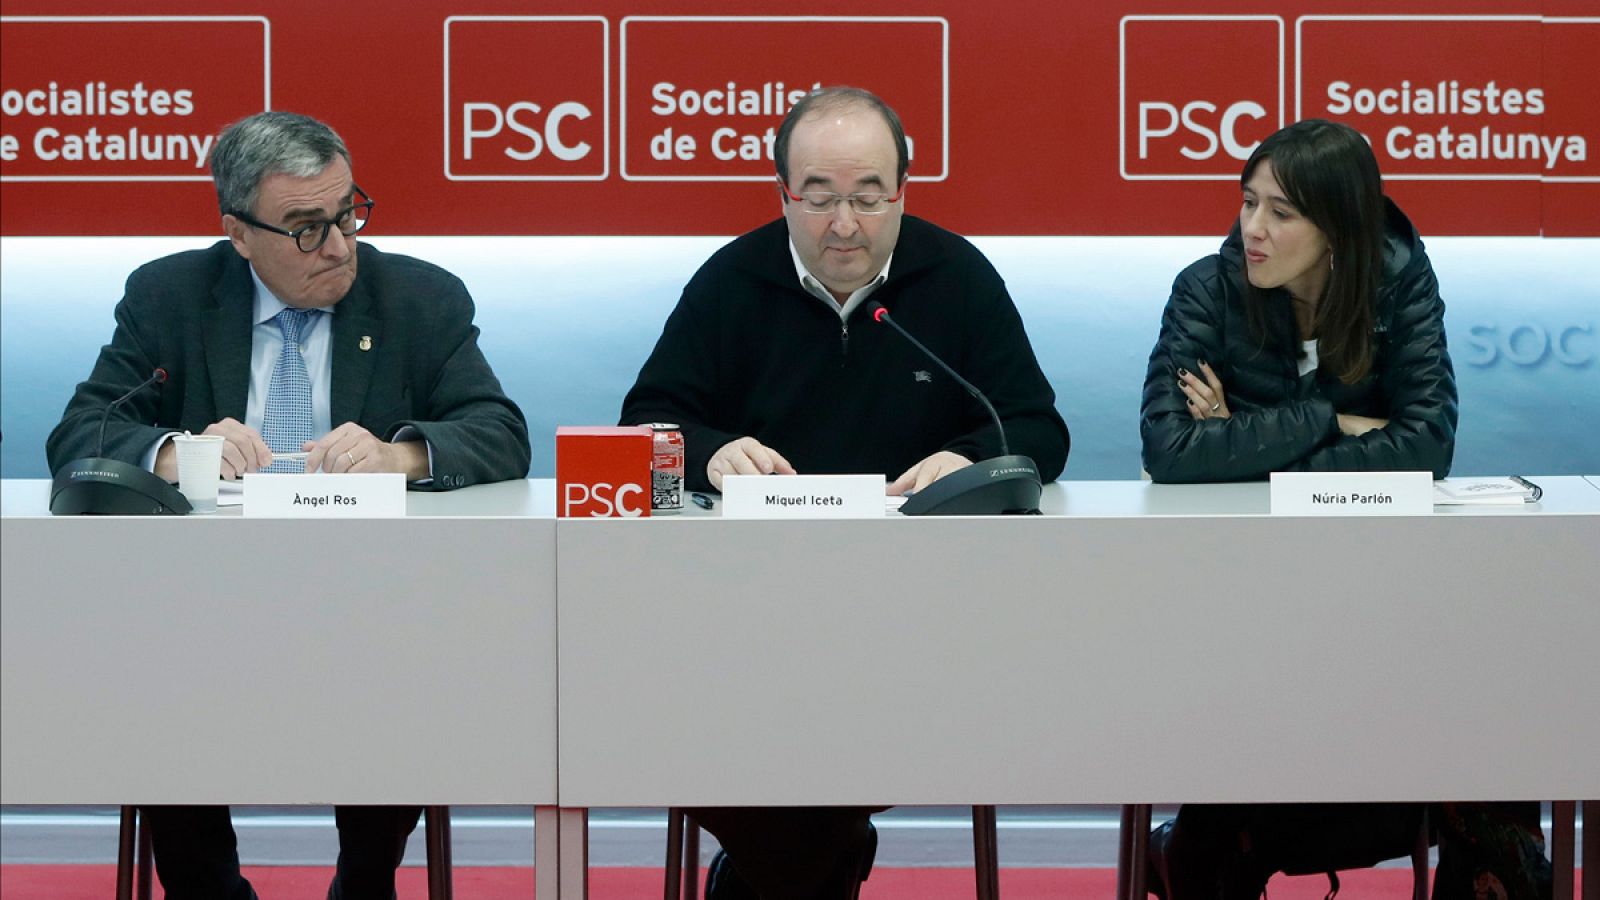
[47,110,530,900]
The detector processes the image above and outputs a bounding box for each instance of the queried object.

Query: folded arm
[1140,266,1339,483]
[1286,262,1457,477]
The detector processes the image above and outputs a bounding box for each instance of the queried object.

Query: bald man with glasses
[620,86,1068,900]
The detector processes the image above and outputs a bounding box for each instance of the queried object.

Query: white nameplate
[721,474,885,519]
[243,473,407,517]
[1270,471,1432,516]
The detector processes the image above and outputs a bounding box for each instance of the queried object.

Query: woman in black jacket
[1139,121,1549,900]
[1140,118,1457,482]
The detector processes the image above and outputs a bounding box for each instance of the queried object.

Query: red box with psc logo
[556,426,653,518]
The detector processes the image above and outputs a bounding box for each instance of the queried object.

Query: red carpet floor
[8,864,1567,899]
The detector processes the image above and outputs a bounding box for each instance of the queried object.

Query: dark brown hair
[1242,119,1384,384]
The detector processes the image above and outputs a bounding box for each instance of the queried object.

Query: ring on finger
[1210,402,1221,412]
[344,450,356,467]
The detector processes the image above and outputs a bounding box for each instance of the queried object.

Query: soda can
[647,423,685,514]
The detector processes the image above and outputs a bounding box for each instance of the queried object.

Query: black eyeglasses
[231,185,374,252]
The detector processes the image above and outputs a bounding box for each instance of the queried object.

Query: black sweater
[621,216,1070,492]
[1140,198,1458,483]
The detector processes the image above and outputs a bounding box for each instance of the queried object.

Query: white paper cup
[173,434,225,513]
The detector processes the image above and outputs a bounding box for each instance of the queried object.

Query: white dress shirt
[144,266,430,478]
[788,240,892,321]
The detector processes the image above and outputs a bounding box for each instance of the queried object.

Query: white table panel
[1,479,557,806]
[557,479,1600,807]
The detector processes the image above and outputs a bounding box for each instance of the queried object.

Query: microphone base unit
[898,454,1043,516]
[49,457,192,516]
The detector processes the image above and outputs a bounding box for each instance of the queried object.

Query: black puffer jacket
[1140,198,1457,483]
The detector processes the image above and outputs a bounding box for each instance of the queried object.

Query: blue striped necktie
[262,308,317,472]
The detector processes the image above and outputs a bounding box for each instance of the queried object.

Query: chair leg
[1554,802,1576,900]
[664,808,685,900]
[116,806,136,900]
[683,815,701,900]
[425,807,440,900]
[1116,805,1135,900]
[442,807,455,900]
[1581,800,1596,900]
[972,805,999,900]
[1117,804,1152,900]
[136,808,153,900]
[1411,805,1430,900]
[1131,804,1151,900]
[425,806,454,900]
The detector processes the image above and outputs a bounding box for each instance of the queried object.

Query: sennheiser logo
[72,470,120,479]
[989,467,1032,478]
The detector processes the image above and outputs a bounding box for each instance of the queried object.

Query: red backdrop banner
[1,0,1594,236]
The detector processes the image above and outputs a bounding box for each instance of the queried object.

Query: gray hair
[774,86,909,187]
[210,111,351,216]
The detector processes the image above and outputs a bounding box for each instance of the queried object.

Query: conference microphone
[865,301,1042,515]
[50,367,192,516]
[97,367,167,457]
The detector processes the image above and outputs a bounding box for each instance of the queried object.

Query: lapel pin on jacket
[359,335,373,351]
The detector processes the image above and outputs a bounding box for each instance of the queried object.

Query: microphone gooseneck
[867,302,1009,456]
[96,367,167,458]
[53,366,190,516]
[864,301,1041,516]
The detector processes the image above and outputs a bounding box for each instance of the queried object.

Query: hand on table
[706,436,796,491]
[888,450,972,496]
[303,422,429,480]
[154,417,270,481]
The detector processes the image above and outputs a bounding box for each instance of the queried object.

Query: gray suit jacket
[47,240,530,489]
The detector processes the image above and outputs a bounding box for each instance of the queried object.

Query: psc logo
[563,482,647,517]
[444,16,610,181]
[461,101,595,164]
[1120,16,1284,180]
[555,426,654,519]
